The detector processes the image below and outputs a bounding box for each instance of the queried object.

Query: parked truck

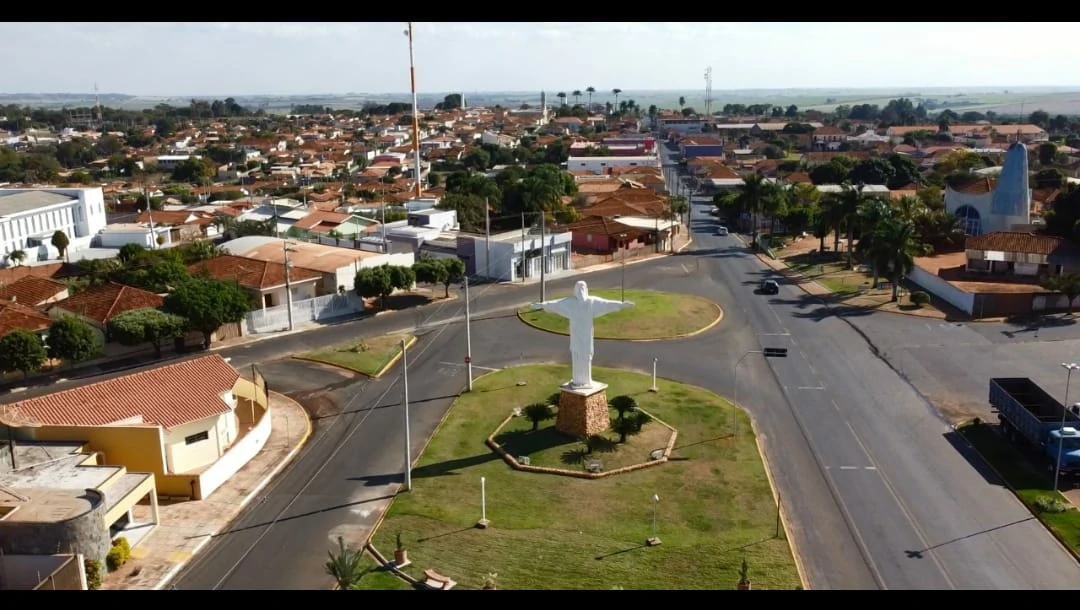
[990,377,1080,477]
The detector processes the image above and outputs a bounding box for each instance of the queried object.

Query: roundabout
[362,364,800,590]
[517,288,723,341]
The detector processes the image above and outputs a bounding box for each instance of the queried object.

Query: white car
[716,226,729,236]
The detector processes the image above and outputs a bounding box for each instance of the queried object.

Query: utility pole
[405,23,423,199]
[539,211,546,302]
[484,198,491,281]
[402,337,412,492]
[464,276,473,391]
[282,241,295,330]
[520,212,527,283]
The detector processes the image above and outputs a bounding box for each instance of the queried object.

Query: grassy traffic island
[957,420,1080,556]
[517,289,722,340]
[362,364,801,590]
[294,333,415,378]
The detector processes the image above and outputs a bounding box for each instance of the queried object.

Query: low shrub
[909,291,930,307]
[84,558,102,589]
[106,537,131,571]
[1034,495,1069,514]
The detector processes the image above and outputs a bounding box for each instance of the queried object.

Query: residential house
[812,125,847,151]
[221,235,414,294]
[566,155,659,174]
[134,210,218,242]
[0,275,68,307]
[11,354,270,500]
[47,282,164,339]
[0,441,159,579]
[679,136,725,160]
[0,299,53,337]
[190,254,322,308]
[288,211,379,240]
[98,222,174,249]
[963,232,1080,277]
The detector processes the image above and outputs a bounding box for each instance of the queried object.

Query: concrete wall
[197,399,271,499]
[163,412,233,475]
[0,490,111,564]
[29,425,167,483]
[0,554,83,590]
[909,265,975,314]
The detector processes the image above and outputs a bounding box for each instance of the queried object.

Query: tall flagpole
[406,23,423,199]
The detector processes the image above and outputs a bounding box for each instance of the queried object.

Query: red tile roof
[189,254,322,290]
[49,282,165,325]
[0,300,53,336]
[965,232,1078,257]
[0,275,67,307]
[5,354,239,429]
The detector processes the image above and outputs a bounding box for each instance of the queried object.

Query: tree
[610,410,651,443]
[47,316,100,367]
[325,537,368,590]
[438,258,465,298]
[678,96,686,110]
[557,92,567,106]
[586,86,596,109]
[571,90,582,105]
[0,329,48,378]
[355,265,413,310]
[523,402,554,431]
[163,278,251,348]
[1039,142,1058,166]
[119,243,147,264]
[1042,273,1080,315]
[611,88,622,112]
[835,183,873,268]
[107,308,187,358]
[50,230,70,261]
[412,259,448,295]
[668,195,689,225]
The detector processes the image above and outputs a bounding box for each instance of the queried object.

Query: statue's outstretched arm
[532,297,573,317]
[591,298,634,317]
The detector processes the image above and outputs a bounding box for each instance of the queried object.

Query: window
[185,430,209,445]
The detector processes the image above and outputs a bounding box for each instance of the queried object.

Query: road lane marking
[839,466,858,470]
[761,332,790,336]
[846,420,957,589]
[865,466,876,470]
[797,386,825,390]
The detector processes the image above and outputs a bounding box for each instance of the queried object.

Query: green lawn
[958,422,1080,555]
[350,553,415,590]
[363,365,800,590]
[295,333,414,377]
[517,289,721,340]
[494,406,674,472]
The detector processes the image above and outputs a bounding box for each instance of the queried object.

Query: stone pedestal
[556,382,610,438]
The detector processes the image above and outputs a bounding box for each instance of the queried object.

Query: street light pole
[476,475,489,528]
[464,276,473,392]
[1055,362,1079,492]
[283,241,296,332]
[647,493,661,546]
[539,211,547,302]
[402,337,412,492]
[619,232,628,302]
[650,357,659,393]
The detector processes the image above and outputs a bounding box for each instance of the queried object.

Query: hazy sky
[1,22,1076,96]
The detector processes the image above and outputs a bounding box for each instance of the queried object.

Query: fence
[245,292,363,334]
[908,265,975,315]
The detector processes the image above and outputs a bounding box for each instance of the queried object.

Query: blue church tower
[989,141,1030,218]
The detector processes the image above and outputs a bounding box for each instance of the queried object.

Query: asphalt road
[169,199,1080,590]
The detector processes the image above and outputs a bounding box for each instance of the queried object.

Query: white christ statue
[531,281,634,389]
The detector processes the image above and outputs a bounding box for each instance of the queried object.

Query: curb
[953,421,1080,565]
[748,412,811,591]
[153,392,314,590]
[516,294,724,343]
[291,335,418,379]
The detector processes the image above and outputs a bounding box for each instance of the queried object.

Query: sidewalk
[100,392,312,590]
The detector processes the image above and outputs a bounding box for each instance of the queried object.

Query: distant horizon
[5,86,1080,98]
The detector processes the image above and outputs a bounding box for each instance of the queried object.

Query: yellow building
[3,354,270,500]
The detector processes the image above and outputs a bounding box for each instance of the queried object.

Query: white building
[220,235,415,294]
[457,228,573,282]
[566,155,659,175]
[98,222,174,249]
[945,142,1032,236]
[0,187,108,264]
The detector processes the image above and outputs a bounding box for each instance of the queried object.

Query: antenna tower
[704,67,713,118]
[94,82,103,132]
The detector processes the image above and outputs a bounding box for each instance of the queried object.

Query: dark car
[759,279,780,295]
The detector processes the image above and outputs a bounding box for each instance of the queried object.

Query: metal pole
[520,212,527,283]
[464,276,473,391]
[402,338,412,492]
[7,423,16,470]
[1055,363,1077,492]
[484,197,491,281]
[381,202,387,253]
[406,22,422,199]
[540,211,547,302]
[651,494,659,540]
[619,233,627,302]
[650,357,658,392]
[481,476,487,522]
[283,242,294,332]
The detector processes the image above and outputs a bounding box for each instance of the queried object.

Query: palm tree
[871,218,920,302]
[734,173,776,247]
[325,537,368,590]
[611,88,622,111]
[586,86,596,109]
[557,92,567,106]
[787,182,821,236]
[854,197,894,286]
[523,402,554,431]
[610,410,651,443]
[678,96,686,111]
[572,90,582,105]
[835,183,872,268]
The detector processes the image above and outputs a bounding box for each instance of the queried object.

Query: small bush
[910,291,930,307]
[84,558,102,589]
[106,537,131,571]
[1034,495,1069,514]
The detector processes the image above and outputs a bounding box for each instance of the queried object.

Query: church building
[944,142,1034,236]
